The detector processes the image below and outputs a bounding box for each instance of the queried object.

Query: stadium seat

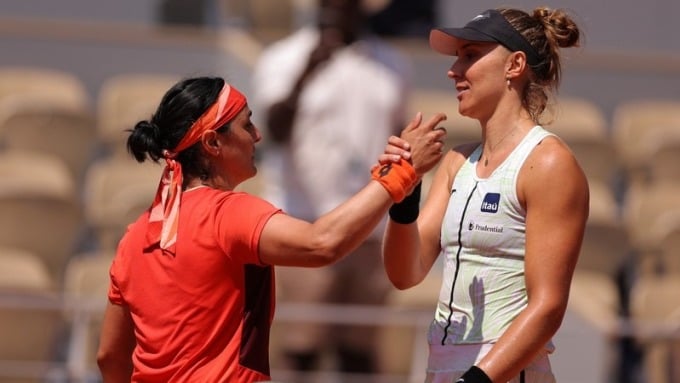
[0,99,96,185]
[0,246,66,383]
[96,73,179,157]
[0,66,89,110]
[629,275,680,383]
[83,156,161,250]
[611,99,680,190]
[0,150,83,284]
[547,97,621,188]
[0,149,76,203]
[621,182,680,255]
[568,180,633,360]
[378,262,442,381]
[648,138,680,186]
[62,250,114,382]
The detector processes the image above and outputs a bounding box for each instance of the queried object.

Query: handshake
[371,112,448,203]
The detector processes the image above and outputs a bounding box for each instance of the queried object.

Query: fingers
[420,112,448,132]
[400,112,447,140]
[388,135,411,151]
[431,125,447,144]
[379,135,412,164]
[401,112,423,134]
[377,153,406,165]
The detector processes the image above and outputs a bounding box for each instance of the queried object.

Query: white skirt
[425,343,556,383]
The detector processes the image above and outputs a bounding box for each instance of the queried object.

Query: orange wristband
[370,159,418,203]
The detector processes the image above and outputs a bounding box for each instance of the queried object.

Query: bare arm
[97,302,135,383]
[477,137,589,382]
[259,113,447,267]
[383,143,477,289]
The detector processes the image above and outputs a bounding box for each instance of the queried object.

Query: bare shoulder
[519,135,589,204]
[524,135,582,174]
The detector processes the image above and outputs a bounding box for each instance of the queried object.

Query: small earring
[506,77,511,86]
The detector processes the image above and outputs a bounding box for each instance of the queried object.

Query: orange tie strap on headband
[370,159,418,203]
[146,83,247,255]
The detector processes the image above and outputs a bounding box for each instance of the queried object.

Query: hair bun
[533,7,580,48]
[127,120,163,162]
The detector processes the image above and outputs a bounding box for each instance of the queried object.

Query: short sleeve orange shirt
[109,187,281,382]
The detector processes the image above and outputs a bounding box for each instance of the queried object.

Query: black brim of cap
[429,28,498,56]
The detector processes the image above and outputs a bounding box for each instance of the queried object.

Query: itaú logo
[481,192,500,213]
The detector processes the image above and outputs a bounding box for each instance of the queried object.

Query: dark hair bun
[127,120,163,162]
[533,7,580,48]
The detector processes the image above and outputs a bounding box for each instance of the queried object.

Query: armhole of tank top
[510,128,556,212]
[452,144,482,193]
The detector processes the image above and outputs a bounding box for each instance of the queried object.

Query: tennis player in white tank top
[380,7,589,383]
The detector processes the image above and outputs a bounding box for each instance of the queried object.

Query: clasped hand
[378,112,448,178]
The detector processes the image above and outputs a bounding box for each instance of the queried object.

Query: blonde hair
[500,7,581,123]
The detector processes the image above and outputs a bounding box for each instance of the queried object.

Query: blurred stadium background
[1,0,679,382]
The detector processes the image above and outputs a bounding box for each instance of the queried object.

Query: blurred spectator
[157,0,221,27]
[368,0,436,37]
[252,0,411,378]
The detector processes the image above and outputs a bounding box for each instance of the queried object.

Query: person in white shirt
[252,0,411,376]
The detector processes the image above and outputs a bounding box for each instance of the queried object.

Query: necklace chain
[483,126,520,166]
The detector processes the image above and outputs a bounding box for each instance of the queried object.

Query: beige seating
[587,179,621,225]
[0,66,89,110]
[611,99,680,189]
[0,247,55,293]
[0,246,65,382]
[634,203,680,277]
[648,138,680,186]
[621,182,680,255]
[656,225,680,275]
[569,180,632,336]
[83,157,162,250]
[0,149,76,203]
[97,73,179,157]
[63,250,115,381]
[629,275,680,383]
[378,264,442,381]
[0,150,82,284]
[546,97,620,186]
[0,99,96,184]
[242,0,294,42]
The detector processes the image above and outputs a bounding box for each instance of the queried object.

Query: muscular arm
[97,302,135,383]
[476,137,589,382]
[383,143,477,289]
[259,181,393,267]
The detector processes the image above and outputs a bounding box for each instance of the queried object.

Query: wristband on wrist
[370,158,418,203]
[456,366,492,383]
[389,181,421,224]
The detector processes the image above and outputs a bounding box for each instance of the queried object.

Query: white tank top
[428,125,556,352]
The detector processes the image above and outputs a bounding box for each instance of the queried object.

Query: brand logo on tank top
[481,192,500,213]
[468,220,504,233]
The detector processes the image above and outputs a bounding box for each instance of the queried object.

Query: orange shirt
[109,187,281,382]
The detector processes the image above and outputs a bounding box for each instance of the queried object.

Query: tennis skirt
[425,343,556,383]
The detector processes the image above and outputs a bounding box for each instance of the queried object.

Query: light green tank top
[428,125,556,353]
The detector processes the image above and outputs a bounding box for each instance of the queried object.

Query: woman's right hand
[379,112,448,177]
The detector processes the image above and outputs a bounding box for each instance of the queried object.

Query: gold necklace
[483,126,519,166]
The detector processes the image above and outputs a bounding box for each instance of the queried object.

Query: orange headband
[146,83,247,255]
[170,84,247,156]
